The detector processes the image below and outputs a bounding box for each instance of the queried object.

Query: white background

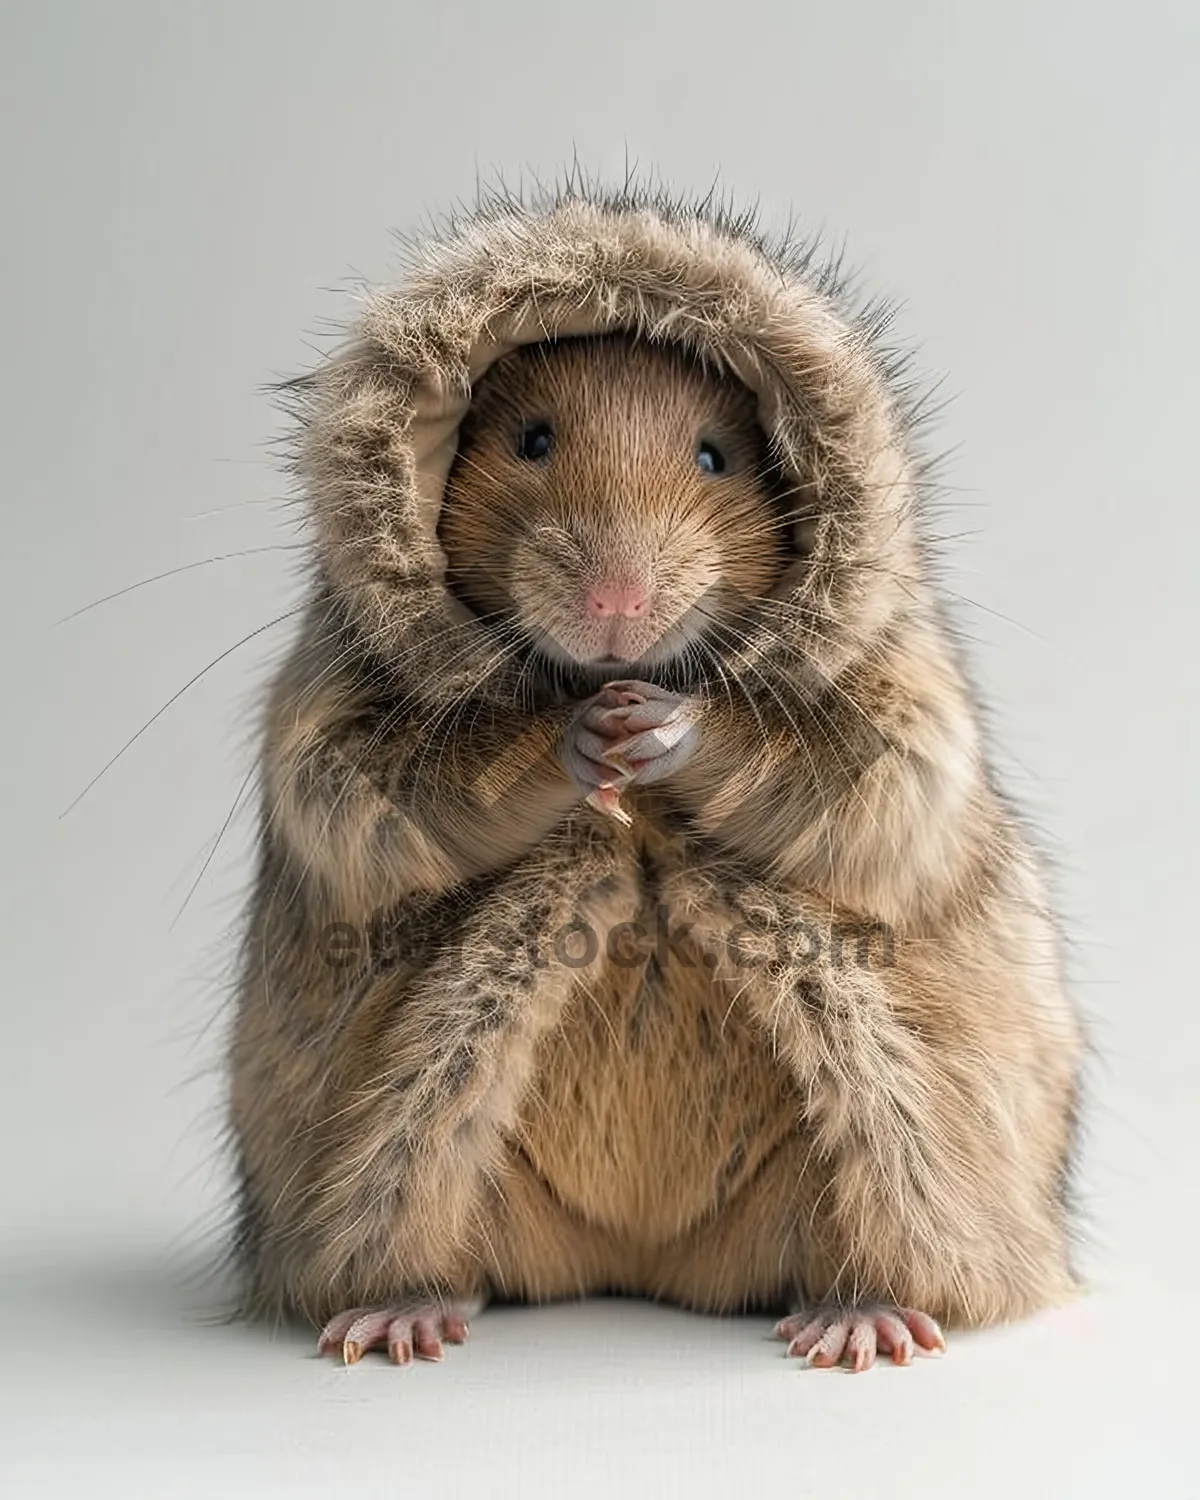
[2,2,1196,1495]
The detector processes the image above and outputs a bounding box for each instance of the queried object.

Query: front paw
[776,1302,946,1372]
[317,1297,479,1366]
[560,680,701,809]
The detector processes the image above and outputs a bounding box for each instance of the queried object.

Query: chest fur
[511,829,799,1246]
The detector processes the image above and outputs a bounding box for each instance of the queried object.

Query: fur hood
[284,180,932,707]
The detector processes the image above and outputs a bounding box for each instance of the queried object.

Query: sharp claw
[782,1305,940,1370]
[903,1309,947,1352]
[324,1302,475,1365]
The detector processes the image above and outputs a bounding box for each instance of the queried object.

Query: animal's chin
[526,633,707,698]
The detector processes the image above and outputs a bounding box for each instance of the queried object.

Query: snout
[584,580,652,621]
[508,531,721,671]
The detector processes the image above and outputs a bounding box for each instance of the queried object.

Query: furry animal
[227,182,1084,1373]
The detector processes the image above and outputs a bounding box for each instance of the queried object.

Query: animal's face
[437,333,794,679]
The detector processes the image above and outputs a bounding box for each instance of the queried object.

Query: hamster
[439,332,786,665]
[227,189,1084,1372]
[438,332,789,819]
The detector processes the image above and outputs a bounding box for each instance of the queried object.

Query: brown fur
[439,332,786,667]
[227,182,1084,1338]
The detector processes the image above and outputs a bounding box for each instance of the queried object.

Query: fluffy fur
[228,177,1084,1351]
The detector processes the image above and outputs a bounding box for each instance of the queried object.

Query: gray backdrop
[2,2,1195,1495]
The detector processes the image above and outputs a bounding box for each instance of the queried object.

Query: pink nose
[585,581,651,619]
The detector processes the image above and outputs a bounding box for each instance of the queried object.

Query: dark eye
[516,420,554,462]
[696,440,726,475]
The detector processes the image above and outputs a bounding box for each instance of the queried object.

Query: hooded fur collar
[283,179,932,708]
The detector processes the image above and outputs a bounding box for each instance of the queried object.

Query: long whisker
[59,607,304,819]
[729,595,896,740]
[253,609,521,854]
[54,546,307,624]
[697,608,887,837]
[170,760,259,928]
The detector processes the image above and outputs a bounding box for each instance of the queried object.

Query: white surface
[1,1251,1190,1498]
[3,0,1197,1495]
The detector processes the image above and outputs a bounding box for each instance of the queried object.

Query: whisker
[55,546,307,625]
[170,761,259,928]
[59,606,304,819]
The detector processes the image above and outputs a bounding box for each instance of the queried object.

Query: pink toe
[385,1315,416,1366]
[846,1316,878,1372]
[874,1311,914,1366]
[784,1316,829,1357]
[317,1307,366,1354]
[343,1309,396,1363]
[808,1317,851,1368]
[443,1315,470,1344]
[412,1317,445,1361]
[902,1309,946,1353]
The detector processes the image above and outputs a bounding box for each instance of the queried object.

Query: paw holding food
[560,679,701,823]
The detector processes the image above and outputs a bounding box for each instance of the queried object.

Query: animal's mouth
[523,612,698,670]
[519,624,712,701]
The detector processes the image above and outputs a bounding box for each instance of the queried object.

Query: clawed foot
[561,679,700,820]
[317,1298,478,1366]
[776,1302,946,1372]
